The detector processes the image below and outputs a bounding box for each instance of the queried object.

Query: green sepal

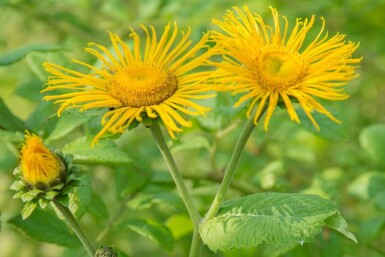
[21,192,35,202]
[38,198,49,209]
[22,201,38,220]
[10,180,25,191]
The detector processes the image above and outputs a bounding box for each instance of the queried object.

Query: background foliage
[0,0,384,256]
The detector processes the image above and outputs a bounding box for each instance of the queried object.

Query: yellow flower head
[211,6,361,129]
[42,22,215,145]
[20,132,64,189]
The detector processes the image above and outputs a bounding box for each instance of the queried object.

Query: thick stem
[149,122,201,226]
[52,200,96,257]
[204,109,264,221]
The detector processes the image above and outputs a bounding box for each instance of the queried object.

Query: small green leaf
[200,192,353,252]
[126,219,174,253]
[0,98,26,132]
[0,43,63,66]
[325,213,358,243]
[46,111,92,143]
[68,174,92,219]
[359,124,385,166]
[9,208,81,247]
[21,201,38,220]
[62,136,132,165]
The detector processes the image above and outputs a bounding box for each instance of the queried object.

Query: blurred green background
[1,0,385,257]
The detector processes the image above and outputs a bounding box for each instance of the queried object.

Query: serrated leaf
[359,124,385,166]
[0,98,26,132]
[0,43,62,66]
[68,174,92,219]
[128,192,184,212]
[200,192,353,252]
[8,208,81,247]
[325,213,358,243]
[62,136,131,165]
[46,112,92,143]
[296,103,347,141]
[126,219,174,253]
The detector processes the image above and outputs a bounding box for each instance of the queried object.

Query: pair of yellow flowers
[41,5,361,147]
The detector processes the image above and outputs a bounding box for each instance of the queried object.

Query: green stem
[52,200,96,257]
[204,109,265,221]
[189,229,203,257]
[149,122,201,226]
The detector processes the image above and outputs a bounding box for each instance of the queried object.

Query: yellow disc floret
[20,133,63,188]
[107,64,178,107]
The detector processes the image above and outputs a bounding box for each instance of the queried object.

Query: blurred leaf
[62,136,132,165]
[0,43,62,66]
[166,214,194,239]
[46,111,92,143]
[359,124,385,166]
[0,98,26,132]
[128,192,184,212]
[373,191,385,211]
[87,191,109,219]
[126,219,174,253]
[68,173,92,219]
[25,100,57,137]
[13,78,44,102]
[171,134,211,153]
[358,216,385,244]
[8,208,81,247]
[200,193,354,252]
[297,103,348,141]
[114,163,149,200]
[348,171,385,200]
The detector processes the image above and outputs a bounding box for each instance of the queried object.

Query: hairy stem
[204,108,265,221]
[149,122,201,226]
[52,200,96,257]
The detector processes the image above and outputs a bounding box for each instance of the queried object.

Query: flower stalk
[52,200,96,257]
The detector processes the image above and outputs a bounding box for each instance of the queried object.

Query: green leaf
[296,102,348,141]
[128,192,184,212]
[114,163,149,199]
[88,192,109,219]
[62,136,132,165]
[46,111,92,143]
[359,124,385,166]
[68,173,92,219]
[8,208,81,247]
[0,98,26,132]
[13,78,44,102]
[0,43,63,66]
[126,219,174,253]
[374,191,385,211]
[200,192,354,252]
[325,213,358,243]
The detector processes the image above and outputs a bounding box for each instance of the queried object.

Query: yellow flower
[211,6,361,129]
[20,132,64,189]
[42,22,215,145]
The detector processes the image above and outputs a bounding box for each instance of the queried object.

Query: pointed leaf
[325,213,358,243]
[62,136,132,165]
[200,192,353,252]
[8,208,81,247]
[21,201,38,220]
[126,219,174,253]
[0,43,62,66]
[0,98,26,132]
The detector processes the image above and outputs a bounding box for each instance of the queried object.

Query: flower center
[253,49,308,91]
[107,64,178,107]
